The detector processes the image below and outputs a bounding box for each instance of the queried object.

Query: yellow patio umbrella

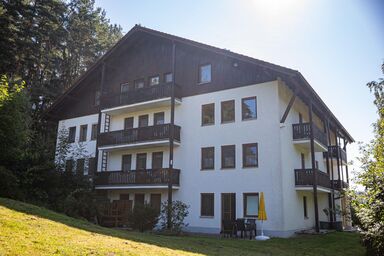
[256,192,270,240]
[258,192,267,221]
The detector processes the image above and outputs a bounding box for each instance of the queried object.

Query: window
[134,79,145,89]
[120,83,130,93]
[201,147,214,170]
[221,145,236,169]
[242,97,257,120]
[79,125,87,142]
[201,103,215,126]
[138,115,149,127]
[91,124,98,140]
[65,159,74,172]
[124,117,134,129]
[164,73,173,83]
[68,127,76,143]
[149,75,160,86]
[88,158,96,175]
[136,153,147,170]
[152,152,163,169]
[201,193,214,217]
[94,90,101,106]
[122,154,132,171]
[301,153,305,169]
[242,143,258,167]
[154,112,165,125]
[150,194,161,214]
[135,194,145,207]
[76,158,85,175]
[299,113,303,123]
[303,196,308,218]
[243,193,259,217]
[199,64,211,84]
[221,100,235,123]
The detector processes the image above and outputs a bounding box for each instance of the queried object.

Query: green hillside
[0,198,365,256]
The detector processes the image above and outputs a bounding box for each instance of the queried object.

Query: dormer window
[199,64,211,84]
[149,75,160,86]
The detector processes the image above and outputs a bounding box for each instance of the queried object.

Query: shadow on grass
[0,197,364,256]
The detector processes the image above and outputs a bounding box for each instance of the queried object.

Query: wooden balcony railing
[94,168,180,186]
[98,124,181,147]
[101,83,181,109]
[292,122,327,147]
[332,180,349,190]
[294,169,331,189]
[323,146,347,162]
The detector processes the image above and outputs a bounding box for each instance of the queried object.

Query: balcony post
[167,41,176,230]
[326,121,337,221]
[309,102,320,232]
[325,120,334,222]
[335,131,342,190]
[95,62,106,174]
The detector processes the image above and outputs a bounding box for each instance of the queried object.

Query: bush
[129,204,159,232]
[0,166,22,199]
[159,200,189,234]
[63,189,98,222]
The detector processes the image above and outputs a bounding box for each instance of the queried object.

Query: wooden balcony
[94,168,180,189]
[294,169,331,192]
[101,83,181,114]
[292,123,328,152]
[332,180,349,190]
[98,124,181,150]
[323,146,347,163]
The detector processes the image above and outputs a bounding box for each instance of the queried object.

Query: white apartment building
[49,25,353,237]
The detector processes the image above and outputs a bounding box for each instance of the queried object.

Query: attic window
[199,64,211,84]
[94,90,101,106]
[134,79,145,89]
[120,83,130,93]
[149,76,160,86]
[164,73,173,83]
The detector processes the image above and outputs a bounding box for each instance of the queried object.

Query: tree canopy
[0,0,123,112]
[352,63,384,256]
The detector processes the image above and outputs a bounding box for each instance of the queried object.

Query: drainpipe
[167,41,176,230]
[325,120,333,222]
[309,102,319,232]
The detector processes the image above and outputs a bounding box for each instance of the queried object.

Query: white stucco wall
[56,114,99,173]
[169,81,285,234]
[278,82,331,233]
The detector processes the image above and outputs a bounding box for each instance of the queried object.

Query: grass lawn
[0,198,365,256]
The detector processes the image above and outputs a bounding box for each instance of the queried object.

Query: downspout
[309,102,319,232]
[167,41,176,229]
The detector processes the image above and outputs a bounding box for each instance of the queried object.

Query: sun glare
[251,0,307,22]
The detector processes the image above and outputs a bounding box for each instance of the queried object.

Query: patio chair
[221,220,235,238]
[245,219,257,240]
[235,218,246,238]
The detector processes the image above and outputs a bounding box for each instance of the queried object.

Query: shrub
[63,189,98,222]
[129,204,159,232]
[0,166,22,199]
[159,200,189,234]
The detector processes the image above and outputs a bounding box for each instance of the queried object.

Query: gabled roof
[48,24,354,142]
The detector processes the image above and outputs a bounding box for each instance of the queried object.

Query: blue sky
[95,0,384,179]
